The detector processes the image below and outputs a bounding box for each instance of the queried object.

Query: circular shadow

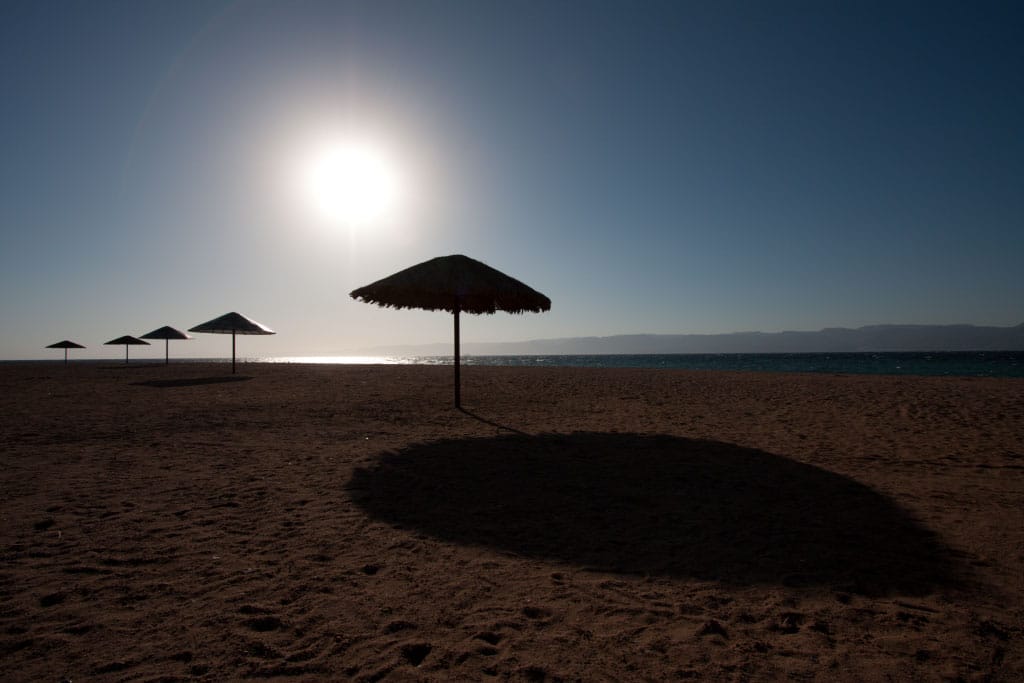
[348,432,962,595]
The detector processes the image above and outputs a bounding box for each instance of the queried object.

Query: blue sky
[2,0,1021,359]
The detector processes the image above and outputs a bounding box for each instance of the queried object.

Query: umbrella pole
[165,339,169,365]
[125,345,129,365]
[64,348,68,366]
[232,330,236,374]
[454,305,461,407]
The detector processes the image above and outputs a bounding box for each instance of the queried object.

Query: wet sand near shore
[1,362,1021,680]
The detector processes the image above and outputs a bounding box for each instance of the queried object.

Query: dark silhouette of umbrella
[189,312,275,374]
[47,340,85,365]
[105,335,150,364]
[140,326,192,365]
[350,254,551,407]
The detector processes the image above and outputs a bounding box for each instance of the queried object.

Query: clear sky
[2,0,1022,360]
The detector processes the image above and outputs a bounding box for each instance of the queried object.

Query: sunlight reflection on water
[257,356,412,365]
[250,352,1024,376]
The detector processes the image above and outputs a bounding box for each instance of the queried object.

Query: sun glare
[297,138,404,227]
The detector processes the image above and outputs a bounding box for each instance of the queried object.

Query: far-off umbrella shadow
[351,254,550,408]
[133,376,254,388]
[347,432,964,596]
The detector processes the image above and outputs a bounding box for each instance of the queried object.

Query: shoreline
[6,348,1024,380]
[2,364,1021,679]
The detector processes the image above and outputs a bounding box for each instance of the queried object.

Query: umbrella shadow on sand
[457,407,529,435]
[348,432,965,596]
[132,376,254,388]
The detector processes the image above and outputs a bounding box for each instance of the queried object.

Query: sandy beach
[1,362,1021,681]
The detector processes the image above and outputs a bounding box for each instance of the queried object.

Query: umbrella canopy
[46,340,85,365]
[350,254,551,314]
[47,340,86,349]
[350,254,550,407]
[189,312,275,335]
[105,335,150,364]
[189,312,275,373]
[106,335,150,346]
[140,326,192,365]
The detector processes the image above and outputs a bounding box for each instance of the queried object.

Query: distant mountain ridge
[360,322,1024,355]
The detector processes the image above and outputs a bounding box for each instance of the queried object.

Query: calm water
[267,352,1024,378]
[17,352,1024,377]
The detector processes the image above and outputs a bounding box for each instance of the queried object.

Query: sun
[297,138,404,226]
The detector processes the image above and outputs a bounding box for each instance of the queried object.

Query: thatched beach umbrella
[350,254,551,407]
[189,312,275,374]
[140,326,192,365]
[105,335,150,364]
[47,340,85,365]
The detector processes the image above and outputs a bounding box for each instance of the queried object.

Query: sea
[261,351,1024,378]
[17,352,1024,378]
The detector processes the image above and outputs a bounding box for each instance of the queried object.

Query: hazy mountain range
[358,323,1024,356]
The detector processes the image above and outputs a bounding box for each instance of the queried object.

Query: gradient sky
[2,0,1022,360]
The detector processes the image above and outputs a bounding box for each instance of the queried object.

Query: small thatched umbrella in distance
[47,340,85,365]
[189,312,275,374]
[105,335,150,364]
[140,326,192,365]
[350,254,551,407]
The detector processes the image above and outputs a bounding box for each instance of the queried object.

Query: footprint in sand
[39,592,66,607]
[521,605,553,621]
[697,619,729,638]
[771,612,805,634]
[384,620,417,634]
[474,631,502,645]
[400,642,432,666]
[238,606,284,632]
[244,616,283,632]
[471,631,502,656]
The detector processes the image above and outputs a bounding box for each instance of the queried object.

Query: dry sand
[1,362,1021,681]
